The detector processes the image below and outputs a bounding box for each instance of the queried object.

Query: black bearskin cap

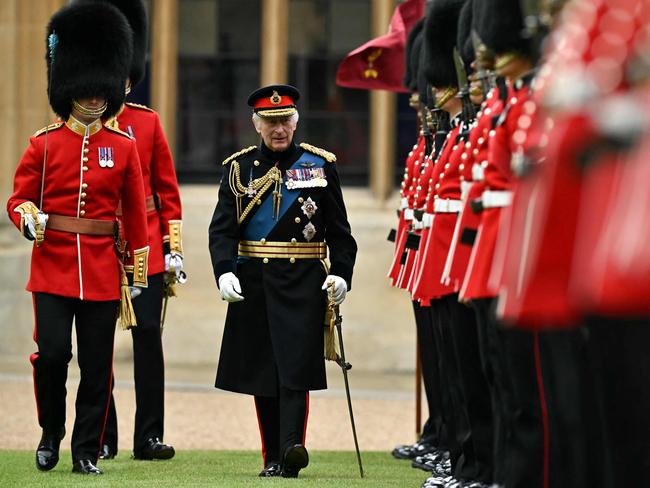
[404,18,425,92]
[77,0,148,87]
[414,34,430,105]
[478,0,532,57]
[46,2,133,120]
[424,0,466,88]
[457,0,474,70]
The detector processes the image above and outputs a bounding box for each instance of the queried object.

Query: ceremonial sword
[327,283,364,478]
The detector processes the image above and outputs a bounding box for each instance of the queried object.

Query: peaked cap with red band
[247,84,300,118]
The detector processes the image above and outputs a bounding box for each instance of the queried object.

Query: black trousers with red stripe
[414,300,448,450]
[31,292,118,462]
[254,386,309,466]
[500,328,545,488]
[586,316,650,487]
[104,273,166,452]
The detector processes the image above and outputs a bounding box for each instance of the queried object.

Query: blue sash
[241,152,325,241]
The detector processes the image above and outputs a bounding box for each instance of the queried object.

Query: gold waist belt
[238,240,326,259]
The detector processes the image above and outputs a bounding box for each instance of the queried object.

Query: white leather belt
[404,208,414,220]
[400,197,409,210]
[434,199,463,213]
[422,213,434,228]
[481,190,513,208]
[472,163,485,182]
[414,219,423,230]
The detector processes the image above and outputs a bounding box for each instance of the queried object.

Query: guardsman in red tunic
[415,3,495,488]
[392,20,451,464]
[5,3,148,475]
[454,1,548,487]
[93,0,183,462]
[496,1,650,485]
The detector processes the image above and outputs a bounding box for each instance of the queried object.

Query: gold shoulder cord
[228,162,283,223]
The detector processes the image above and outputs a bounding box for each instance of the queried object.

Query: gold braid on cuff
[132,246,150,287]
[168,220,183,255]
[14,201,45,246]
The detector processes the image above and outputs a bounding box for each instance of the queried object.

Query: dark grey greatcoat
[208,141,357,397]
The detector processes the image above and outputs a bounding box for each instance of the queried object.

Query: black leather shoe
[98,444,116,460]
[72,459,102,475]
[281,444,309,478]
[258,462,281,477]
[392,440,437,460]
[133,437,175,460]
[412,450,449,472]
[35,429,64,471]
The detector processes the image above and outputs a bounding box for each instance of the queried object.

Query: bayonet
[471,30,495,95]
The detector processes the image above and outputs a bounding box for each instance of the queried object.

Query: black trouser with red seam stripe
[31,292,118,462]
[414,300,449,450]
[254,387,309,466]
[104,273,165,453]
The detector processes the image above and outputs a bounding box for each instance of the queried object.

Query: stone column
[151,0,178,155]
[369,0,397,202]
[260,0,289,85]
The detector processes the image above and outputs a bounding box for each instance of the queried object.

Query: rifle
[453,47,476,126]
[327,282,364,478]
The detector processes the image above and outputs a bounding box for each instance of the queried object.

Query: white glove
[23,212,48,240]
[165,252,187,283]
[129,286,143,300]
[422,213,434,228]
[321,275,348,305]
[218,272,244,302]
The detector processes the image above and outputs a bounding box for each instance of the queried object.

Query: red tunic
[461,80,531,300]
[388,136,426,287]
[116,103,183,275]
[7,118,149,301]
[404,151,435,292]
[496,0,647,327]
[446,92,506,292]
[412,123,461,304]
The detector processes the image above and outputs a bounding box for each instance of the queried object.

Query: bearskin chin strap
[72,99,107,118]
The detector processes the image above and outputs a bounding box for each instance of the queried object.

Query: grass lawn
[0,450,429,487]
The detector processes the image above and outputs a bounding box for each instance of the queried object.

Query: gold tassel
[324,313,338,360]
[324,282,339,361]
[117,272,137,330]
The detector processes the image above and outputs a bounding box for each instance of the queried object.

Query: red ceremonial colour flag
[336,0,424,92]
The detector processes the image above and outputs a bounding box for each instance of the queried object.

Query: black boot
[281,444,309,478]
[35,429,64,471]
[72,459,102,475]
[258,462,281,477]
[133,437,175,460]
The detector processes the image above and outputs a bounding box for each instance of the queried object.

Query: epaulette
[222,146,256,165]
[300,143,337,163]
[104,123,132,139]
[33,121,64,138]
[126,102,154,112]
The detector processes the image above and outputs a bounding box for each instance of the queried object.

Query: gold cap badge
[270,91,282,105]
